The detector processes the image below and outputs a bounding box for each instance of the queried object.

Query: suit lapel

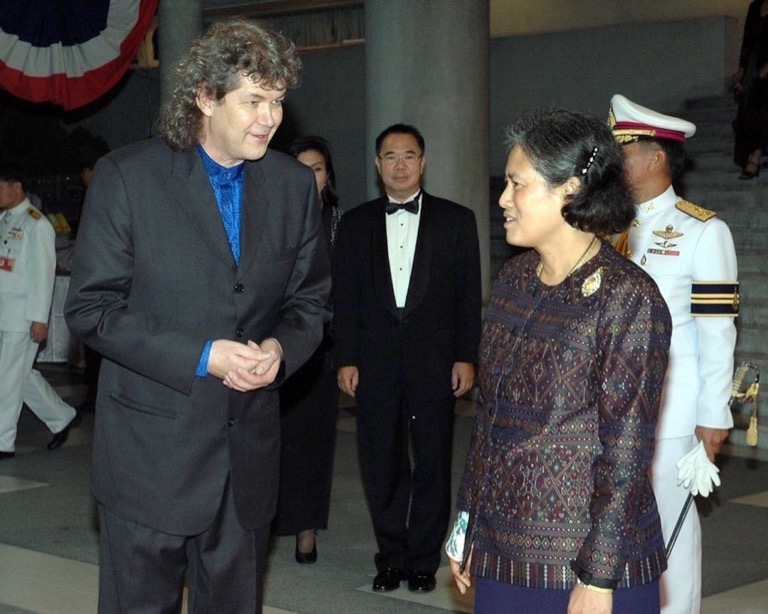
[403,192,433,318]
[170,148,235,267]
[238,160,269,274]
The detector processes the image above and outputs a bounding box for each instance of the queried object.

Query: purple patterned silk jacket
[457,241,672,590]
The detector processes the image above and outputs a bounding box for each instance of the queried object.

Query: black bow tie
[385,195,420,215]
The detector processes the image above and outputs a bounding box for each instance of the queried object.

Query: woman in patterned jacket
[448,109,672,614]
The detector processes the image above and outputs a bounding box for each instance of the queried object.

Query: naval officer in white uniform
[0,167,78,459]
[609,95,739,614]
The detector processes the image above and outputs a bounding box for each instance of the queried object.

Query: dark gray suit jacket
[64,137,331,533]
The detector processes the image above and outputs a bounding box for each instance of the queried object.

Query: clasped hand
[208,338,282,392]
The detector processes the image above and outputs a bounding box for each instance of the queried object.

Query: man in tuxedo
[64,19,331,613]
[334,124,482,593]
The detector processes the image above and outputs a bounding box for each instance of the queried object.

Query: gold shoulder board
[676,200,716,222]
[27,207,42,220]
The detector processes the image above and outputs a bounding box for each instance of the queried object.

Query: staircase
[678,94,768,450]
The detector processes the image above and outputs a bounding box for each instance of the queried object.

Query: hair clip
[581,146,599,175]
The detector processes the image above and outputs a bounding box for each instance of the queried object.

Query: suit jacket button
[234,283,245,293]
[235,327,244,337]
[228,418,235,426]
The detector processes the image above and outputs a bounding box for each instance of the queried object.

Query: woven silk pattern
[457,245,672,589]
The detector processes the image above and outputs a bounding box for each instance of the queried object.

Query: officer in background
[0,166,79,460]
[609,94,739,614]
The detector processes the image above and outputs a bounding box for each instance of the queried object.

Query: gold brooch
[582,267,603,297]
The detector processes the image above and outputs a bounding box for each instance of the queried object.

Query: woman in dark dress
[733,0,768,179]
[274,136,342,563]
[447,110,672,613]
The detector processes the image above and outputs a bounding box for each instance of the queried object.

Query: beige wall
[491,0,749,37]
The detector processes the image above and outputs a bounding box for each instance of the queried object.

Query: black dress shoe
[407,571,436,593]
[47,412,80,450]
[295,544,317,564]
[372,567,405,592]
[0,451,15,460]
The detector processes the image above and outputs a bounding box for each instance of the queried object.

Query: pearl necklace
[537,235,598,280]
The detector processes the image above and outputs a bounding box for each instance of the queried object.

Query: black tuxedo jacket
[333,191,481,403]
[65,138,331,533]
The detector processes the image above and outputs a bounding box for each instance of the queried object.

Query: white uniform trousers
[652,435,702,614]
[0,330,77,452]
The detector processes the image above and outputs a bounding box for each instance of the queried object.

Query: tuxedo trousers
[355,382,455,574]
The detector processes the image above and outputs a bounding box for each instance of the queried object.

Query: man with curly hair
[65,19,331,612]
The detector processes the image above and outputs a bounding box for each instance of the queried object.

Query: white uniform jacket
[0,198,56,333]
[624,186,738,439]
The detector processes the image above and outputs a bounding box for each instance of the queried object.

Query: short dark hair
[504,109,634,235]
[633,137,687,181]
[288,135,339,209]
[375,124,425,155]
[0,165,26,191]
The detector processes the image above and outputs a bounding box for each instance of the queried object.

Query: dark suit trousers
[97,477,270,614]
[356,383,455,574]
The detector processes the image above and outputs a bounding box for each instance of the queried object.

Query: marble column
[158,0,203,109]
[365,0,491,299]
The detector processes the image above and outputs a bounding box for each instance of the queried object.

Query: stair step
[732,231,768,249]
[740,298,768,326]
[735,323,768,353]
[732,248,768,274]
[691,122,737,139]
[683,106,738,125]
[684,134,735,154]
[684,187,768,211]
[739,272,768,299]
[728,426,768,450]
[684,95,736,111]
[688,151,735,171]
[682,170,768,190]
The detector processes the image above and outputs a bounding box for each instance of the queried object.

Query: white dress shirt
[385,191,422,308]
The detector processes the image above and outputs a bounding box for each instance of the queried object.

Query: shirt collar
[4,197,31,217]
[387,189,421,204]
[636,185,677,218]
[196,144,245,185]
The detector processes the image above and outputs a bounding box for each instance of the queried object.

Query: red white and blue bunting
[0,0,159,110]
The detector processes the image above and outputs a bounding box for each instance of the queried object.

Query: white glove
[676,440,721,497]
[445,510,469,563]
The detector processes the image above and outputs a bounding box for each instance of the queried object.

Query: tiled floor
[1,363,767,613]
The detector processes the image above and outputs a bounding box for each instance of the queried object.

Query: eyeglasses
[377,153,423,165]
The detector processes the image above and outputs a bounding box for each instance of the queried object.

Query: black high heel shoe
[295,535,317,564]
